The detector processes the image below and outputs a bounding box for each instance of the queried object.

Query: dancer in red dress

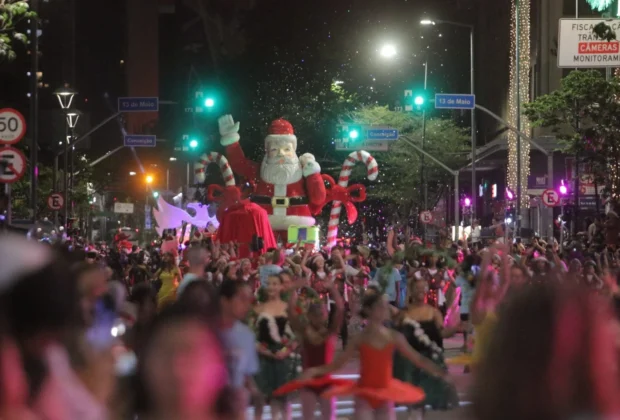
[301,291,450,419]
[274,274,352,419]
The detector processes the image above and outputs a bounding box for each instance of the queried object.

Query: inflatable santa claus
[218,115,326,241]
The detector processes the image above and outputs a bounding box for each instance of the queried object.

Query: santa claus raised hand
[218,114,326,239]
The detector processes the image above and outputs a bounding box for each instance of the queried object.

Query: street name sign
[367,128,399,140]
[558,19,620,68]
[335,139,389,152]
[0,108,26,145]
[124,135,157,147]
[118,97,159,112]
[0,147,27,183]
[435,94,475,110]
[47,193,64,211]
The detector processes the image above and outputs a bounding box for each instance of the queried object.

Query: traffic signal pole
[421,56,429,241]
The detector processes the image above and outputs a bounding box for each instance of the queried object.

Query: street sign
[124,135,157,147]
[118,97,159,112]
[366,128,399,140]
[0,108,27,145]
[541,189,560,207]
[114,202,135,214]
[335,139,389,152]
[558,19,620,68]
[47,193,64,211]
[435,94,476,110]
[419,210,434,224]
[0,147,27,183]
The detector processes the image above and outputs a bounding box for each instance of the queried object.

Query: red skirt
[321,379,426,408]
[274,376,354,396]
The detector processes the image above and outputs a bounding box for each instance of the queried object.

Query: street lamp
[54,86,76,110]
[65,108,81,223]
[129,171,137,176]
[421,18,476,222]
[53,86,78,227]
[380,44,397,58]
[146,175,154,184]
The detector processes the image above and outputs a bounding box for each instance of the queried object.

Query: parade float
[193,114,379,252]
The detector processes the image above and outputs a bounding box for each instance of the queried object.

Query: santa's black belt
[251,196,308,207]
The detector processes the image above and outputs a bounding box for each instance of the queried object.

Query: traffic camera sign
[0,147,27,183]
[419,210,434,224]
[541,189,560,207]
[47,193,64,211]
[0,108,27,145]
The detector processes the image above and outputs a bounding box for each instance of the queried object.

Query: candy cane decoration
[194,152,235,186]
[326,150,378,248]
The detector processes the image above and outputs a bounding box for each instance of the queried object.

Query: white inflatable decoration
[152,196,219,236]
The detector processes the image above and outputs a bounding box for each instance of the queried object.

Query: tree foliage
[523,69,620,199]
[344,106,470,212]
[0,0,36,62]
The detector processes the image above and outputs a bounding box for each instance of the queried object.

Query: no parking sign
[541,189,560,207]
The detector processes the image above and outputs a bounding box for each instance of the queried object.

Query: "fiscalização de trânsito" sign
[558,19,620,68]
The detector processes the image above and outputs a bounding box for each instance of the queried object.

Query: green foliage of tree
[0,0,37,62]
[523,69,620,199]
[11,150,99,221]
[344,106,470,213]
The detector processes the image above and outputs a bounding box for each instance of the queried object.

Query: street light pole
[470,25,476,221]
[515,0,522,238]
[422,56,429,211]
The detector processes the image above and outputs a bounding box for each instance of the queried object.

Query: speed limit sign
[419,210,434,224]
[47,193,65,211]
[0,108,27,145]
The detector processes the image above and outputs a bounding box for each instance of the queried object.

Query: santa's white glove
[300,153,321,177]
[218,115,241,146]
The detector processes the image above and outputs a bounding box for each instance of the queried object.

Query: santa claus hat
[265,118,297,150]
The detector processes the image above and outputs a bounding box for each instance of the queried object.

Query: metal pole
[63,124,69,226]
[560,199,564,253]
[470,26,477,220]
[422,57,428,210]
[454,173,460,241]
[167,168,170,191]
[66,111,123,152]
[515,0,522,238]
[53,155,59,225]
[4,184,11,226]
[69,144,74,217]
[186,161,190,187]
[30,0,40,222]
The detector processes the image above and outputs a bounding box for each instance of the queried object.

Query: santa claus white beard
[260,155,303,185]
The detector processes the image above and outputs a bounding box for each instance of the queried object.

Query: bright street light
[129,171,136,176]
[54,86,77,109]
[420,19,435,25]
[380,44,397,58]
[145,175,153,184]
[169,157,177,161]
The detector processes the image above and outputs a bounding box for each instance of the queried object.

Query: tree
[343,106,470,214]
[523,70,620,202]
[0,0,36,62]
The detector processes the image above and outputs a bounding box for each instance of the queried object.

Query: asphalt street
[248,336,472,419]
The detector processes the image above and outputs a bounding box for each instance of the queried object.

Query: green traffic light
[189,139,199,149]
[205,98,215,108]
[153,191,159,198]
[349,129,360,140]
[414,96,425,106]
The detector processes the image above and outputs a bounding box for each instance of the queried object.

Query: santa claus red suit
[218,115,326,240]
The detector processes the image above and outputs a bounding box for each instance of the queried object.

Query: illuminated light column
[507,0,531,210]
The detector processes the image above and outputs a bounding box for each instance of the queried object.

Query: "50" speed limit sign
[0,108,27,145]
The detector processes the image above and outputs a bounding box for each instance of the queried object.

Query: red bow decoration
[322,174,367,224]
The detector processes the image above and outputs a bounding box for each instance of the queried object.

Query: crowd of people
[1,221,620,420]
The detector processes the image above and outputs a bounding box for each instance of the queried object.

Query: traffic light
[195,90,219,113]
[205,98,215,108]
[189,138,199,149]
[153,191,159,198]
[340,124,362,142]
[414,95,425,106]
